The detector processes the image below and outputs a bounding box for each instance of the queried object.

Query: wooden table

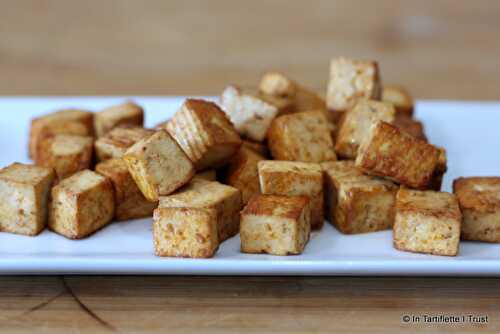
[1,1,499,333]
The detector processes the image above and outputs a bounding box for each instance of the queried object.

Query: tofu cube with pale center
[94,126,154,162]
[0,163,55,236]
[94,101,144,137]
[240,194,311,256]
[393,188,461,256]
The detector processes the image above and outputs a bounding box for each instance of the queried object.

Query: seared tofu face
[454,177,500,242]
[95,158,157,221]
[123,130,195,201]
[259,72,296,98]
[29,109,94,160]
[394,116,427,142]
[382,85,414,118]
[225,147,265,204]
[322,161,397,234]
[268,111,337,163]
[327,57,381,112]
[258,160,324,229]
[0,163,54,236]
[36,135,93,181]
[95,126,154,162]
[153,207,219,258]
[167,99,242,170]
[335,100,396,159]
[94,101,144,138]
[159,179,242,242]
[48,170,114,239]
[393,188,462,256]
[240,195,311,256]
[220,86,279,142]
[356,121,439,189]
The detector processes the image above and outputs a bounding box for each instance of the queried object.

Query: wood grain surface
[1,0,500,333]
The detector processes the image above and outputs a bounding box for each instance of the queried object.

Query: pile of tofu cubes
[1,56,499,258]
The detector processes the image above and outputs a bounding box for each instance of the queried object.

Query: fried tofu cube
[293,86,327,112]
[123,130,195,201]
[393,188,461,256]
[335,100,396,159]
[326,57,382,113]
[258,160,324,229]
[95,158,156,221]
[428,148,447,191]
[193,169,217,182]
[355,121,439,189]
[259,72,297,98]
[159,179,242,242]
[36,135,93,181]
[240,195,311,255]
[322,161,398,234]
[94,126,154,162]
[0,163,55,236]
[48,170,114,239]
[268,110,337,163]
[94,101,144,137]
[29,109,94,160]
[453,177,500,243]
[241,139,269,157]
[166,99,242,170]
[257,92,295,116]
[220,86,279,142]
[382,85,414,118]
[225,146,265,204]
[394,115,427,141]
[153,207,219,258]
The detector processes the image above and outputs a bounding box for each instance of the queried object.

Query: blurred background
[0,0,499,99]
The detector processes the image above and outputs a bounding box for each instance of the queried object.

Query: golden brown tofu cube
[268,110,337,163]
[0,163,55,236]
[225,146,265,204]
[159,179,242,242]
[220,86,279,142]
[29,109,94,160]
[36,135,93,181]
[241,139,269,157]
[326,57,382,113]
[258,160,324,230]
[259,72,297,98]
[428,147,447,191]
[382,85,414,118]
[48,170,114,239]
[193,169,217,182]
[322,161,398,234]
[123,130,195,201]
[95,158,156,221]
[453,177,500,243]
[153,207,219,258]
[393,115,427,142]
[293,86,327,113]
[355,121,439,189]
[94,101,144,137]
[94,126,154,162]
[240,195,311,255]
[393,188,461,256]
[335,100,396,159]
[167,99,242,170]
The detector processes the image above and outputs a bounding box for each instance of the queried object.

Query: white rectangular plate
[1,97,500,276]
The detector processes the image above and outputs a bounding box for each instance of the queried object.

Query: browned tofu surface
[123,130,195,201]
[326,57,381,112]
[382,85,414,118]
[96,158,157,221]
[0,163,55,236]
[394,116,427,142]
[259,72,297,98]
[193,169,217,182]
[322,161,398,234]
[225,146,265,204]
[393,188,461,256]
[268,110,337,163]
[258,160,324,229]
[356,121,439,189]
[167,99,242,170]
[95,126,154,162]
[36,135,93,181]
[335,100,395,159]
[159,179,242,242]
[29,109,94,160]
[94,101,144,137]
[48,170,115,239]
[241,140,269,157]
[240,194,311,255]
[153,207,219,258]
[454,177,500,242]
